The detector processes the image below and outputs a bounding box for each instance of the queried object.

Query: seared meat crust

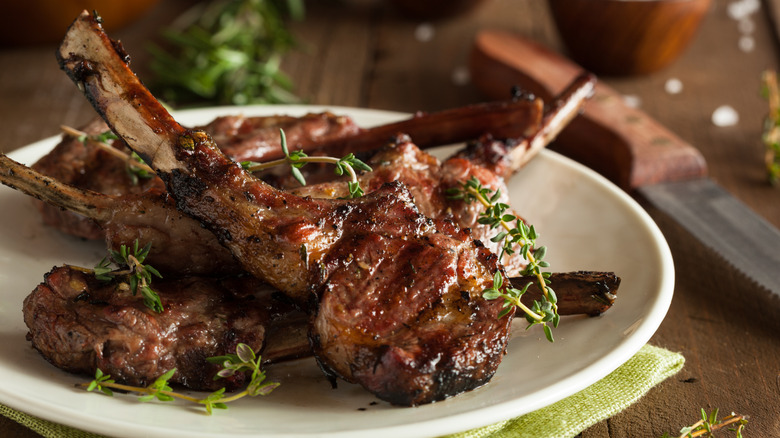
[206,112,360,163]
[160,132,513,405]
[292,135,529,275]
[23,266,298,391]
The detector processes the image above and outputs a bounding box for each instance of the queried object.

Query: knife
[469,30,780,297]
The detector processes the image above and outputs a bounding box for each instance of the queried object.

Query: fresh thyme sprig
[761,70,780,185]
[482,271,558,342]
[61,125,154,184]
[661,408,748,438]
[241,129,372,198]
[148,0,304,106]
[448,176,559,341]
[80,343,278,415]
[91,240,164,313]
[207,343,279,400]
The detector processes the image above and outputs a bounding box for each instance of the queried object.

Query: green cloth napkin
[443,344,685,438]
[1,344,683,438]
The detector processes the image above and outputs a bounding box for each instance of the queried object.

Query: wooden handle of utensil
[470,30,707,190]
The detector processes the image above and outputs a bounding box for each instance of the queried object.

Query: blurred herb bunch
[148,0,304,106]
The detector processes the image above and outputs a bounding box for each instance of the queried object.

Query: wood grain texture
[588,201,780,437]
[469,30,709,189]
[0,0,779,436]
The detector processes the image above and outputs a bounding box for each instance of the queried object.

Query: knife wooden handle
[470,30,707,190]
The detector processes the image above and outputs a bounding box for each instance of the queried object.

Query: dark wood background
[1,0,778,436]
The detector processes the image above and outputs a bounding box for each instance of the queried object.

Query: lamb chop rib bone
[59,11,520,406]
[0,152,617,316]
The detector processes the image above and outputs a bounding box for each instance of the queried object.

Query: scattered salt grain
[622,94,641,109]
[739,35,755,52]
[664,78,683,95]
[728,0,760,52]
[451,66,470,86]
[712,105,739,127]
[414,23,434,42]
[727,0,760,21]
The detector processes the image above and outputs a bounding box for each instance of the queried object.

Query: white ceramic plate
[0,105,674,438]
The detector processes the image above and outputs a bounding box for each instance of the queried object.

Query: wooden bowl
[0,0,159,46]
[547,0,712,76]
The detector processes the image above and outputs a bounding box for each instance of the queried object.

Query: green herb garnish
[148,0,304,106]
[62,125,154,184]
[92,240,164,313]
[241,129,372,198]
[661,408,748,438]
[81,343,278,415]
[448,176,558,341]
[79,129,119,144]
[125,152,155,185]
[761,70,780,185]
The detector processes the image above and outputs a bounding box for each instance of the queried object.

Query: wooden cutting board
[469,30,708,191]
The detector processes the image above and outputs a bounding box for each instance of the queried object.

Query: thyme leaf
[85,368,114,396]
[448,176,559,341]
[241,129,372,198]
[661,408,748,438]
[761,70,780,185]
[148,0,304,106]
[127,152,155,185]
[79,344,278,415]
[90,240,164,313]
[62,125,154,185]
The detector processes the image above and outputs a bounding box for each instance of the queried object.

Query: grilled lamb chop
[23,265,307,391]
[210,100,543,164]
[23,265,617,392]
[57,11,520,405]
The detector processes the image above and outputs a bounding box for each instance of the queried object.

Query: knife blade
[469,30,780,297]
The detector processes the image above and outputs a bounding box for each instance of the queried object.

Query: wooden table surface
[1,0,779,436]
